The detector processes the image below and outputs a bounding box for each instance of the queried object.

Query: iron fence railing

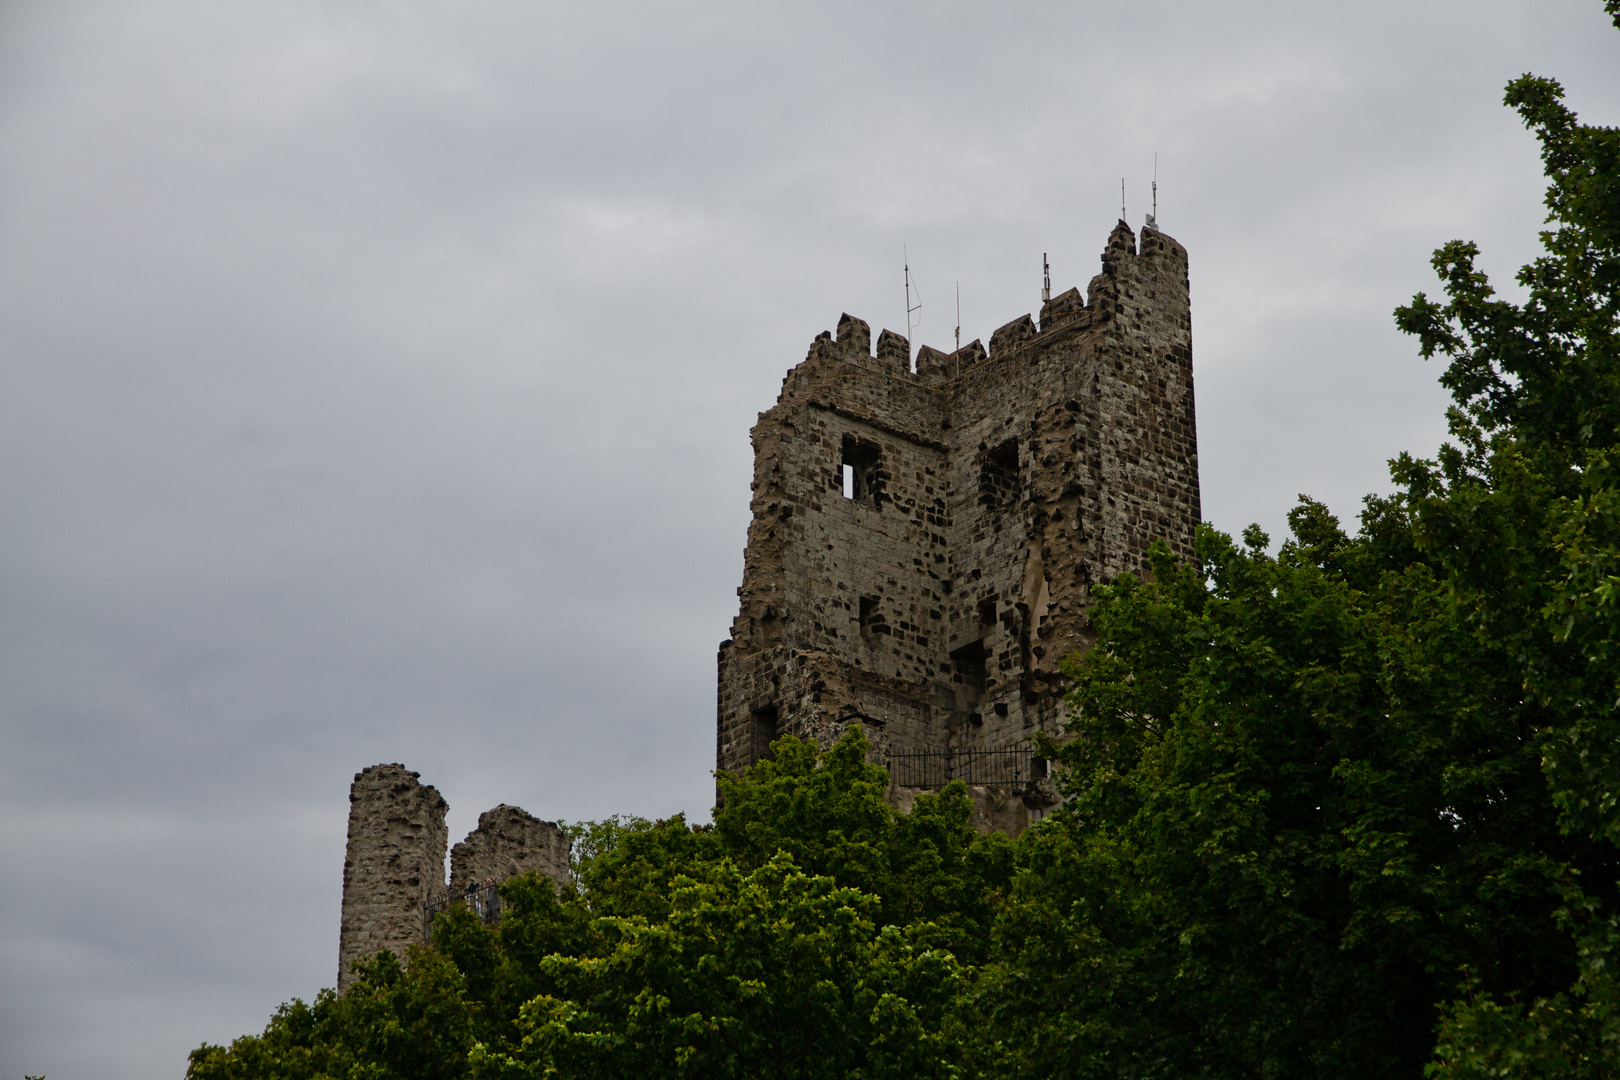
[887,747,1037,790]
[422,884,501,942]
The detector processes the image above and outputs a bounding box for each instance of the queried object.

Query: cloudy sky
[3,1,1618,1076]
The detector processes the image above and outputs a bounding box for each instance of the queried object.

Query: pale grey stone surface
[336,764,448,991]
[449,803,569,895]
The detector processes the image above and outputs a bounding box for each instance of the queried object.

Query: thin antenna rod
[1146,152,1158,230]
[954,281,960,352]
[1121,178,1126,222]
[904,245,921,366]
[1042,253,1050,304]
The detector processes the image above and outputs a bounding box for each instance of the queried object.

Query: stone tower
[336,764,449,991]
[716,221,1199,830]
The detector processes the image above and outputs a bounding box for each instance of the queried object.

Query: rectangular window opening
[858,596,889,638]
[950,639,987,701]
[979,439,1020,510]
[841,435,882,505]
[751,705,780,764]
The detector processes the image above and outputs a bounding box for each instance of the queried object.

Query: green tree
[188,948,477,1080]
[1389,5,1620,1072]
[475,853,969,1080]
[988,521,1602,1078]
[189,728,1001,1079]
[982,11,1620,1074]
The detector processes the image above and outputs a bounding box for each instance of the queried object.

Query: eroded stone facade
[717,221,1199,830]
[337,764,449,991]
[449,804,571,894]
[338,767,570,989]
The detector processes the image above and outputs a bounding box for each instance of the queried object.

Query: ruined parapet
[337,764,448,991]
[449,804,571,897]
[717,220,1199,834]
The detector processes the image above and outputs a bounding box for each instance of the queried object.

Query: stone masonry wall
[718,221,1199,831]
[449,804,571,895]
[337,764,449,991]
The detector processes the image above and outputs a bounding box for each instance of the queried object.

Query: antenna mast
[954,281,960,351]
[1146,153,1158,230]
[904,246,921,364]
[1042,253,1051,304]
[1121,178,1126,222]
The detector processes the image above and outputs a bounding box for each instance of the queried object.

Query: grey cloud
[3,2,1619,1076]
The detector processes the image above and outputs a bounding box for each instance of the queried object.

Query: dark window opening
[751,705,780,764]
[1033,757,1049,779]
[841,435,883,505]
[977,598,998,626]
[979,439,1020,509]
[950,639,987,700]
[859,596,888,637]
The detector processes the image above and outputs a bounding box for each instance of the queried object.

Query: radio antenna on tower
[904,246,921,365]
[1121,178,1126,221]
[1146,153,1159,230]
[1042,253,1051,303]
[954,281,961,351]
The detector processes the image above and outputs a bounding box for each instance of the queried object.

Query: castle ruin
[336,764,570,991]
[337,217,1199,984]
[716,220,1199,830]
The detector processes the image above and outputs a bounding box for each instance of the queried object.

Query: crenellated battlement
[795,224,1189,392]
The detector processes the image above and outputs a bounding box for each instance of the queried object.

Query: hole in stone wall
[841,435,883,505]
[859,596,888,638]
[950,638,987,700]
[751,705,779,764]
[978,598,998,626]
[979,439,1020,509]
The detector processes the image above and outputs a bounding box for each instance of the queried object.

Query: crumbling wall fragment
[449,804,571,896]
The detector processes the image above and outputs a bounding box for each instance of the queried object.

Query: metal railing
[422,883,501,942]
[887,747,1036,790]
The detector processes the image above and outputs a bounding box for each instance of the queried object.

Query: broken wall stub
[337,763,448,991]
[717,222,1199,832]
[449,804,571,895]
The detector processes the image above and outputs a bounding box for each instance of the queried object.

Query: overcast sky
[3,2,1618,1076]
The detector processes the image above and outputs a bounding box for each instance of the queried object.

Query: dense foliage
[191,11,1620,1077]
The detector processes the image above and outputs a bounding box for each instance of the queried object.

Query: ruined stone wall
[337,764,448,991]
[339,770,572,989]
[449,804,571,895]
[718,222,1199,829]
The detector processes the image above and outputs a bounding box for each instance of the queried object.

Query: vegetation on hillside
[190,8,1620,1076]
